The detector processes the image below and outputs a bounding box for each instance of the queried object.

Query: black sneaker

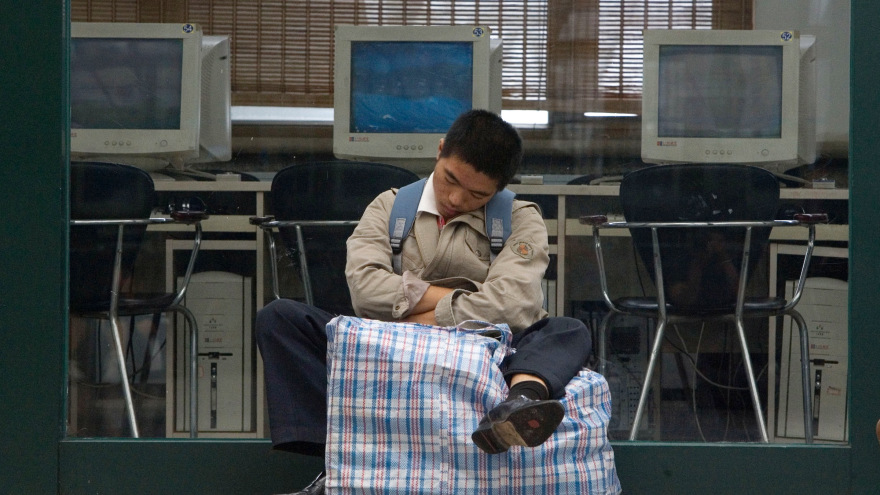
[471,396,565,454]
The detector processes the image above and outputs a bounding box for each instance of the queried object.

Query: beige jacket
[345,188,550,333]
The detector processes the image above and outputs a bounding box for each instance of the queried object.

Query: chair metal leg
[630,317,667,440]
[109,315,140,438]
[729,226,769,442]
[629,227,667,440]
[107,223,139,437]
[790,310,814,444]
[263,228,283,300]
[733,316,769,442]
[172,304,200,439]
[295,225,315,306]
[597,311,614,376]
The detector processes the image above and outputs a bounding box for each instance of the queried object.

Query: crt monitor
[70,22,203,171]
[640,29,816,173]
[333,25,503,174]
[188,35,232,165]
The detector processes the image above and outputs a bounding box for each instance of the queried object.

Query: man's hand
[409,286,454,316]
[400,310,438,326]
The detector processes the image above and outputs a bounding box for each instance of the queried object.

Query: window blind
[546,0,751,113]
[70,0,751,112]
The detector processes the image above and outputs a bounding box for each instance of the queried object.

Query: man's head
[437,110,523,191]
[432,110,522,221]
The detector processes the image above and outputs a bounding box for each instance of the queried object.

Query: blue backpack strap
[485,188,515,262]
[388,178,515,273]
[388,178,427,274]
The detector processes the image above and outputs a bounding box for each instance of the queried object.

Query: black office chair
[580,163,827,443]
[69,161,208,438]
[251,161,420,315]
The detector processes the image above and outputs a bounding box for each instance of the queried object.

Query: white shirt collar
[417,173,440,217]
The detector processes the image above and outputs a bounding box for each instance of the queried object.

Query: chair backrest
[619,164,780,311]
[270,161,420,314]
[69,161,156,311]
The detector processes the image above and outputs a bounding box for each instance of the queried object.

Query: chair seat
[614,296,788,317]
[71,292,179,317]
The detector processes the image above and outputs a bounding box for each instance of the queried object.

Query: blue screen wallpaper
[350,41,473,134]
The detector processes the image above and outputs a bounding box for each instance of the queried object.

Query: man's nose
[448,189,464,208]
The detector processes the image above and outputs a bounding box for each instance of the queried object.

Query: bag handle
[453,320,513,366]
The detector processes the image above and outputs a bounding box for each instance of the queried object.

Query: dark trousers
[255,299,592,456]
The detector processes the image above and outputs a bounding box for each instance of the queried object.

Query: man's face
[432,144,498,221]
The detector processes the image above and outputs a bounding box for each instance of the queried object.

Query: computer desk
[149,177,848,319]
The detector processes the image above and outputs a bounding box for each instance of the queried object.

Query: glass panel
[557,181,849,444]
[66,0,850,448]
[68,221,265,438]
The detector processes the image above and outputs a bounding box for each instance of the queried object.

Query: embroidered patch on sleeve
[510,240,535,259]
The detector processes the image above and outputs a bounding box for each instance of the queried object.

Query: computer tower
[776,277,848,442]
[602,314,652,436]
[171,271,254,436]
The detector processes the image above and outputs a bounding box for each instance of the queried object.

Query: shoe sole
[472,400,565,453]
[493,400,565,447]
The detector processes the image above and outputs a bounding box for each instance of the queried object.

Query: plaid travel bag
[325,316,621,494]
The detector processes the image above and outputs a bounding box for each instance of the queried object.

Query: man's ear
[436,138,444,159]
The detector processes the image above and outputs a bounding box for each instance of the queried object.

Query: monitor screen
[349,41,473,134]
[71,38,185,131]
[657,45,783,139]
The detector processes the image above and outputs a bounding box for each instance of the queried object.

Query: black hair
[439,109,523,190]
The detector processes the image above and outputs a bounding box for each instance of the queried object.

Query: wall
[756,0,851,157]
